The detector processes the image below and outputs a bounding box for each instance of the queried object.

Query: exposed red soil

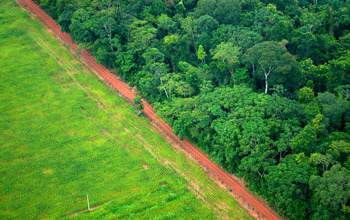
[16,1,281,219]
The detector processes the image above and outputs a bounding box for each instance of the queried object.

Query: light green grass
[0,1,252,219]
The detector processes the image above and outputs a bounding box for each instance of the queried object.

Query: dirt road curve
[17,1,281,219]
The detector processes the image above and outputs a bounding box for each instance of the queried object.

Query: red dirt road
[17,1,281,219]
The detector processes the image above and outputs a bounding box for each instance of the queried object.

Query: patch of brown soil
[142,163,149,169]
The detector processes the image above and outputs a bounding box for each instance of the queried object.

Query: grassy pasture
[0,1,251,219]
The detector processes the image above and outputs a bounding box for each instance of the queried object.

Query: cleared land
[0,1,252,219]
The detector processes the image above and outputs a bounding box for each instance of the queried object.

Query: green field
[0,1,251,219]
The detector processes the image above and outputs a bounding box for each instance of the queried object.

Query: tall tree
[265,154,311,219]
[213,0,241,25]
[310,164,350,214]
[195,0,241,25]
[69,8,96,43]
[211,42,241,84]
[181,16,198,54]
[211,25,263,52]
[291,114,326,155]
[128,19,157,54]
[325,55,350,92]
[242,41,301,94]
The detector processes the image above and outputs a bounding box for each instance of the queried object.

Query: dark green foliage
[211,25,263,52]
[32,0,350,218]
[193,0,242,25]
[325,55,350,92]
[183,0,198,11]
[310,164,350,217]
[265,154,312,219]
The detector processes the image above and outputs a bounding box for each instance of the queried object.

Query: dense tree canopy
[34,0,350,218]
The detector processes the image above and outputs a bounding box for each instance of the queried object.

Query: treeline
[34,0,350,219]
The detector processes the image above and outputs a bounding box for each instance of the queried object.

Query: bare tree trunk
[159,77,169,98]
[103,23,114,51]
[163,88,169,98]
[115,3,121,14]
[169,86,171,99]
[189,29,198,55]
[229,69,236,85]
[264,66,274,94]
[258,169,265,179]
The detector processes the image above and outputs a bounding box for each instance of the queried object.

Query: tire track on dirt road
[16,1,281,219]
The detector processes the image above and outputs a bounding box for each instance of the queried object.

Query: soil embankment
[16,1,281,219]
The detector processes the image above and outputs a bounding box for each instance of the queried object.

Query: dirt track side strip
[16,1,281,219]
